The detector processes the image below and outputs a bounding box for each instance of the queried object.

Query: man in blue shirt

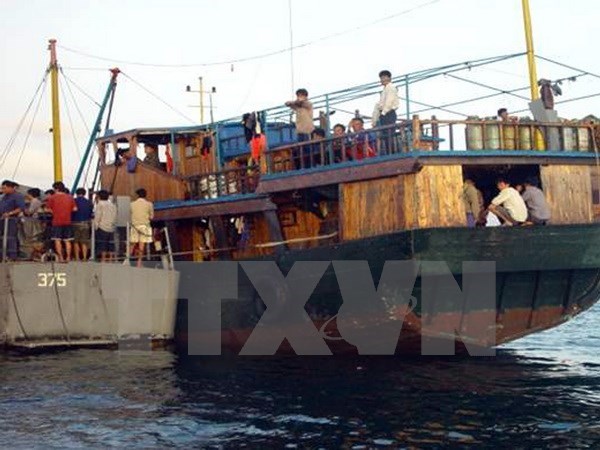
[72,187,93,261]
[0,180,26,260]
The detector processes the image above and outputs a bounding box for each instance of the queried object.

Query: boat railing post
[164,226,174,270]
[90,220,96,261]
[2,218,8,262]
[124,222,131,266]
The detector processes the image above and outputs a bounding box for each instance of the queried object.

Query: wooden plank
[100,163,187,202]
[402,165,465,229]
[340,176,405,240]
[154,197,277,221]
[256,158,421,194]
[540,165,593,224]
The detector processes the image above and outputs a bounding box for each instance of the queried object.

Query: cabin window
[185,145,196,158]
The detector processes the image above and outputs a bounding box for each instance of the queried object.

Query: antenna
[288,0,295,95]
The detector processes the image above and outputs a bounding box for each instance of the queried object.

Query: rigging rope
[12,78,48,180]
[0,71,49,170]
[60,69,101,107]
[60,68,93,134]
[56,0,442,68]
[121,72,196,124]
[59,75,83,161]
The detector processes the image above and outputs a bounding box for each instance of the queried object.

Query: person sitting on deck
[488,178,528,226]
[346,118,375,161]
[331,123,347,162]
[521,177,551,225]
[497,108,517,123]
[310,127,327,166]
[462,179,484,228]
[143,143,163,170]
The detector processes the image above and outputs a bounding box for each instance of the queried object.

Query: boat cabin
[95,115,600,262]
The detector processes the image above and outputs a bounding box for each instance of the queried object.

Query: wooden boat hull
[175,225,600,355]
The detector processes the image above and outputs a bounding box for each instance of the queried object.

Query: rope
[11,78,48,179]
[60,68,93,134]
[6,270,29,340]
[59,75,83,161]
[49,259,71,344]
[60,69,101,107]
[168,231,340,258]
[56,1,442,68]
[121,72,196,124]
[444,73,531,101]
[93,273,116,341]
[0,71,49,170]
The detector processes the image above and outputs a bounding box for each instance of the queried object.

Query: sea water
[0,305,598,448]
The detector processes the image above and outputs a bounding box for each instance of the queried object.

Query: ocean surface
[0,306,599,449]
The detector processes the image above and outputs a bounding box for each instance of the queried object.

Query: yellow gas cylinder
[502,123,517,150]
[484,118,501,150]
[577,126,590,151]
[466,116,483,150]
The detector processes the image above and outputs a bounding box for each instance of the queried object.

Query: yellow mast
[521,0,539,101]
[48,39,63,182]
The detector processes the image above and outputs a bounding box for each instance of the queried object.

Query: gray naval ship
[0,258,179,350]
[0,40,179,350]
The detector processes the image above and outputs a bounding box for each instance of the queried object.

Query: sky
[0,0,598,189]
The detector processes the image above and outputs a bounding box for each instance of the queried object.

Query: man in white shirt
[372,70,399,127]
[93,190,117,262]
[373,70,399,154]
[130,188,154,268]
[488,178,528,225]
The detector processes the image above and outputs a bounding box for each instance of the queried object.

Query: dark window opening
[463,164,542,205]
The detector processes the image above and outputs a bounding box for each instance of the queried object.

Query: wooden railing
[183,117,599,197]
[417,117,597,152]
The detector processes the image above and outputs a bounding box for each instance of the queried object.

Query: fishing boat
[95,1,600,355]
[0,40,180,351]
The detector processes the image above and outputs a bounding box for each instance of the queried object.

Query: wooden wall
[100,163,187,202]
[176,134,217,177]
[403,165,466,229]
[339,165,466,240]
[279,207,324,249]
[340,176,405,240]
[540,165,593,224]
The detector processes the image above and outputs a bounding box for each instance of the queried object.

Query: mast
[48,39,63,182]
[71,68,120,193]
[521,0,539,101]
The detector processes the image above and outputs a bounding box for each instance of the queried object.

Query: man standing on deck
[285,88,314,143]
[0,180,26,261]
[45,181,77,262]
[130,188,154,268]
[462,179,484,228]
[72,188,93,261]
[373,70,399,153]
[93,190,117,263]
[372,70,399,127]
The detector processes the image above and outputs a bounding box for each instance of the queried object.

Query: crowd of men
[285,70,399,166]
[463,176,551,227]
[0,180,154,266]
